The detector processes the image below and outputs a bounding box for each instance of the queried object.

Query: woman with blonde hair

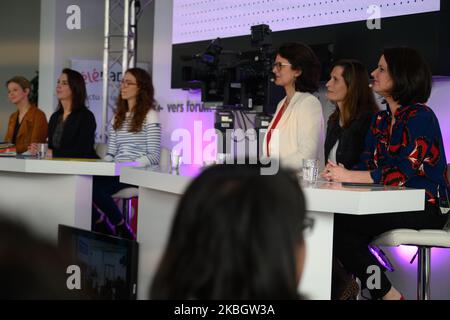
[4,76,47,154]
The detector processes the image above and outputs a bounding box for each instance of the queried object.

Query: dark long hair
[328,59,379,128]
[382,47,432,106]
[113,68,156,133]
[150,164,306,299]
[58,68,87,112]
[277,42,321,93]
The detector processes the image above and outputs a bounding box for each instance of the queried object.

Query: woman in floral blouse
[323,47,449,300]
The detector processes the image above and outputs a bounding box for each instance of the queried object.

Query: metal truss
[101,0,138,142]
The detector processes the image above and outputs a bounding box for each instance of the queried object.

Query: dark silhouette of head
[0,216,75,299]
[150,164,307,299]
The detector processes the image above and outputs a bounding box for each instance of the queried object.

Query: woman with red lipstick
[4,76,48,154]
[263,42,324,170]
[30,68,97,159]
[324,48,450,300]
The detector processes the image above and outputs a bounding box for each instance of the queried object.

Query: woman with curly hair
[93,68,161,240]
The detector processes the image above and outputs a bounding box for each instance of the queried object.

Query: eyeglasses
[272,62,292,70]
[120,80,138,87]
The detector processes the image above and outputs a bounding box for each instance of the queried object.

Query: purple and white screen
[173,0,440,44]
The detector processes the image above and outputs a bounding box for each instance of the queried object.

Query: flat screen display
[58,225,138,300]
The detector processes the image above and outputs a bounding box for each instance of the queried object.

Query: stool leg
[417,247,431,300]
[122,198,132,225]
[127,198,133,224]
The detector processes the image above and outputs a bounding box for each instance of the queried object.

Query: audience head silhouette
[150,164,307,299]
[0,216,74,299]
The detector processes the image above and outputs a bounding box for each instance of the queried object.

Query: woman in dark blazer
[31,68,97,159]
[324,60,379,169]
[323,60,379,300]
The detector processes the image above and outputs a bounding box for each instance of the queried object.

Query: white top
[105,109,161,166]
[263,91,325,170]
[328,140,339,164]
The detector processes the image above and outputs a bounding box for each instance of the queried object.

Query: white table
[0,157,135,242]
[120,166,424,300]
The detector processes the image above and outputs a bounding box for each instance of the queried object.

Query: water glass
[170,150,181,173]
[36,143,48,159]
[302,159,319,182]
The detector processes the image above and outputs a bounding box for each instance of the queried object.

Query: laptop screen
[58,225,138,300]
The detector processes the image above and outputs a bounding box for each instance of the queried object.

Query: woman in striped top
[93,68,161,240]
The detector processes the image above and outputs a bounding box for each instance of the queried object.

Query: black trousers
[333,203,448,299]
[92,176,135,225]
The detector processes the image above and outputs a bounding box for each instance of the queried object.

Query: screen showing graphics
[173,0,440,44]
[58,225,138,300]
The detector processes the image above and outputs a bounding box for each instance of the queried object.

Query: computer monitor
[58,225,138,300]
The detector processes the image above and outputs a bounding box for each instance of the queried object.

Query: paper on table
[0,144,16,157]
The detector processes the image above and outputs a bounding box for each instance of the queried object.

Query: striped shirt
[105,110,161,166]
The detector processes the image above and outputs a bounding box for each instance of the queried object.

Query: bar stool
[371,163,450,300]
[111,147,170,224]
[112,187,139,225]
[371,220,450,300]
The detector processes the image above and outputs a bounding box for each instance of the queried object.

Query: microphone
[369,83,373,88]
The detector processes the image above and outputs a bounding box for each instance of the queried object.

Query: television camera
[181,24,278,113]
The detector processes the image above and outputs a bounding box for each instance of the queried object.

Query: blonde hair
[6,76,31,91]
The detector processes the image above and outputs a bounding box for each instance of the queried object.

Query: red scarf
[266,99,289,157]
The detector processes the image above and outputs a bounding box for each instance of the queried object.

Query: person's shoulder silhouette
[0,215,76,299]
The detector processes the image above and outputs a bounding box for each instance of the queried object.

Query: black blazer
[324,112,374,169]
[48,106,98,159]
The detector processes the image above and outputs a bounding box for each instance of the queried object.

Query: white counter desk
[121,166,424,300]
[0,157,135,241]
